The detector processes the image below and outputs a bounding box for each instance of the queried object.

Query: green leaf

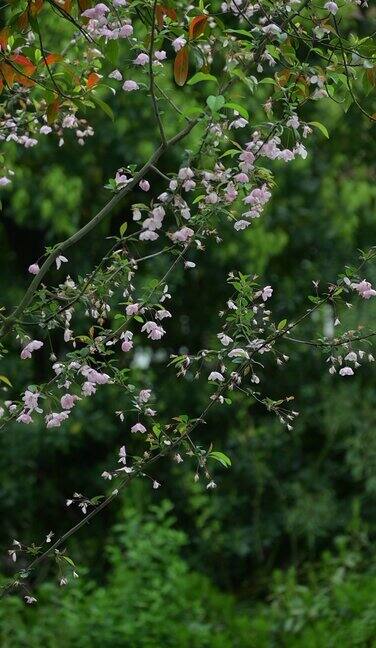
[223,102,249,120]
[0,375,12,388]
[92,93,114,122]
[119,221,128,237]
[206,95,225,114]
[106,40,119,66]
[188,72,218,85]
[209,451,232,468]
[309,121,329,139]
[277,319,287,330]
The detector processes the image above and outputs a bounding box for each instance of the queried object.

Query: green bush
[0,501,257,648]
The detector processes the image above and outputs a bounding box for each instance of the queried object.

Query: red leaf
[10,54,36,75]
[174,46,188,86]
[188,15,207,40]
[86,72,100,88]
[156,5,177,28]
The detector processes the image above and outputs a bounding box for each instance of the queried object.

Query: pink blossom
[40,125,52,134]
[118,445,127,464]
[56,254,68,270]
[234,172,249,183]
[228,348,249,359]
[17,411,33,424]
[138,389,151,403]
[208,371,225,382]
[45,411,70,428]
[324,1,338,14]
[139,231,159,241]
[109,69,123,81]
[22,390,41,412]
[134,53,149,66]
[178,167,194,181]
[205,192,219,205]
[0,176,11,186]
[126,303,139,316]
[141,321,165,340]
[131,422,146,433]
[119,24,133,38]
[81,3,109,19]
[234,220,251,231]
[121,339,133,352]
[154,50,167,61]
[172,37,186,52]
[155,309,171,320]
[60,394,79,410]
[339,366,354,377]
[170,227,194,243]
[353,280,376,299]
[82,381,96,396]
[123,80,139,92]
[139,179,150,191]
[28,263,40,275]
[261,285,273,301]
[218,333,233,346]
[20,340,44,360]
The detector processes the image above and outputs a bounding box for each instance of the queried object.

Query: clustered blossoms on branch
[0,0,375,602]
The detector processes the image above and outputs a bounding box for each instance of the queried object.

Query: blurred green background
[2,14,376,646]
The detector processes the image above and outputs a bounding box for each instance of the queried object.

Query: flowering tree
[0,0,375,602]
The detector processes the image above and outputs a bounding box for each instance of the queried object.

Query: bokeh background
[1,8,376,647]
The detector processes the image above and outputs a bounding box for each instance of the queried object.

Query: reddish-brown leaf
[174,46,188,86]
[0,63,15,88]
[188,15,207,40]
[78,0,92,11]
[0,28,10,50]
[156,5,177,28]
[17,11,29,30]
[86,72,101,88]
[47,97,60,124]
[11,54,36,75]
[30,0,44,15]
[43,53,63,65]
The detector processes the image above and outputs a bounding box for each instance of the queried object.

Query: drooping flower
[81,3,109,19]
[352,279,376,299]
[324,1,338,14]
[139,179,150,191]
[261,285,273,301]
[131,422,146,433]
[118,445,127,464]
[20,340,44,360]
[208,371,225,382]
[60,394,79,410]
[28,262,40,275]
[55,255,68,270]
[122,80,139,92]
[172,37,186,52]
[133,53,149,66]
[126,303,139,316]
[109,69,123,81]
[339,366,354,377]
